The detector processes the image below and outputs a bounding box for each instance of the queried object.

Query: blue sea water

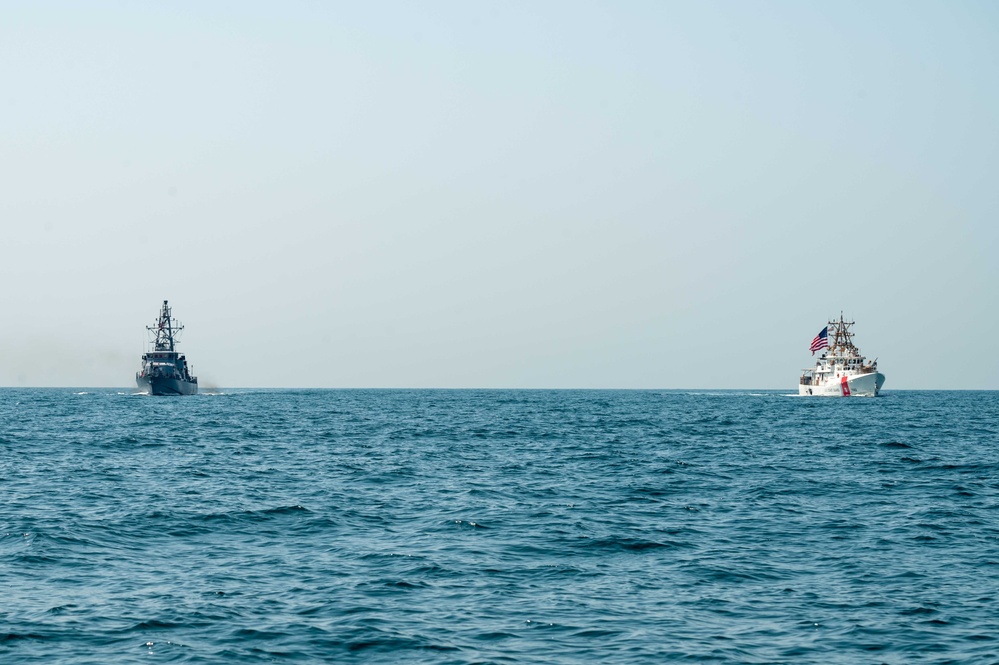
[1,389,997,664]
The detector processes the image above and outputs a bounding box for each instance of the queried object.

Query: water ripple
[1,388,997,663]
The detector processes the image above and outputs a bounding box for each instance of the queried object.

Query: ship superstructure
[799,314,885,397]
[136,300,198,395]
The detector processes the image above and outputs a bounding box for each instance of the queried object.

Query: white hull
[798,372,885,397]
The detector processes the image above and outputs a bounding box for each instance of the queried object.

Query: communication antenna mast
[147,300,184,352]
[827,312,857,353]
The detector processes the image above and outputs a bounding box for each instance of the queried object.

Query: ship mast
[148,300,184,352]
[827,312,857,354]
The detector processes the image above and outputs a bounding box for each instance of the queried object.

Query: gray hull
[137,375,198,396]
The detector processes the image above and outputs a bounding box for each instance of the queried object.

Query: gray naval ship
[136,300,198,395]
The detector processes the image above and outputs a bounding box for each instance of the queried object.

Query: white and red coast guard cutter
[799,315,885,397]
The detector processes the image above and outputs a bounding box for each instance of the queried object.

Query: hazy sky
[2,1,997,389]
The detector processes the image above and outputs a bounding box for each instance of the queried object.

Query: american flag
[810,326,828,355]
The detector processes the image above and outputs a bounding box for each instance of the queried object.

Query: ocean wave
[2,388,998,663]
